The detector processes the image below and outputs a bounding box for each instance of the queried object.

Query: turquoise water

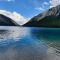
[0,27,60,60]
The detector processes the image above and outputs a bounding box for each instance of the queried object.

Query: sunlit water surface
[0,26,60,60]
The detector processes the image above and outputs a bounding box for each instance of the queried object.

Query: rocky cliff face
[24,5,60,27]
[0,14,19,26]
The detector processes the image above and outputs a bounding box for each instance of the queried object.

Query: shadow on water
[0,27,60,60]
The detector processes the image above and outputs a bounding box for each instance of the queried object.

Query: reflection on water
[0,27,60,60]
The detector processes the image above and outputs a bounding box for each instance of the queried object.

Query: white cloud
[50,0,60,8]
[35,7,45,11]
[0,10,29,25]
[43,2,49,6]
[7,0,15,2]
[7,0,12,1]
[12,12,29,25]
[0,0,15,2]
[35,1,49,11]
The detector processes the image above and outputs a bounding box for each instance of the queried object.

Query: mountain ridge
[0,14,19,26]
[23,5,60,27]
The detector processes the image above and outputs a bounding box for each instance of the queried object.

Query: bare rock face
[24,5,60,27]
[0,14,19,26]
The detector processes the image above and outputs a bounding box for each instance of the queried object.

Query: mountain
[23,5,60,27]
[0,14,19,26]
[0,10,29,25]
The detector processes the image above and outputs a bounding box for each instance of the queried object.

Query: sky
[0,0,60,25]
[0,0,50,18]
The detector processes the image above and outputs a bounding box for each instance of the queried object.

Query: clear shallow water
[0,27,60,60]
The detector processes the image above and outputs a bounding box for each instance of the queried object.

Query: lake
[0,26,60,60]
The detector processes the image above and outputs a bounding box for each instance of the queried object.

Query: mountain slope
[0,10,29,25]
[0,14,19,26]
[23,5,60,27]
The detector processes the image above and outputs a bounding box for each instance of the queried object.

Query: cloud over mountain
[0,10,29,25]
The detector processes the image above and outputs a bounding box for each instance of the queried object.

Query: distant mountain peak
[47,5,60,16]
[36,5,60,19]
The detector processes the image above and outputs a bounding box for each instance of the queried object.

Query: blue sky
[0,0,59,18]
